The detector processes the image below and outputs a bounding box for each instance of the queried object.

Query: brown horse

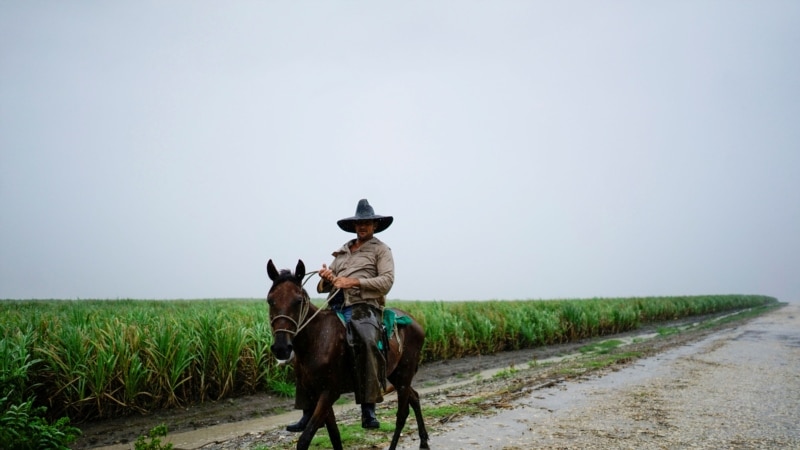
[266,259,429,450]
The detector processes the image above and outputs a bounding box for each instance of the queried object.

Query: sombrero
[337,199,394,233]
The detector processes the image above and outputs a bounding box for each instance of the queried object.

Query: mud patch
[777,334,800,348]
[732,329,767,342]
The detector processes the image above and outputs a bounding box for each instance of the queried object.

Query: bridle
[269,271,340,337]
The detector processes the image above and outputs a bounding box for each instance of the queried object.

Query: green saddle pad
[383,308,412,339]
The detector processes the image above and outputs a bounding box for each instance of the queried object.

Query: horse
[266,259,429,450]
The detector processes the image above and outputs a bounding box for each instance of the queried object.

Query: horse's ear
[295,260,306,281]
[267,259,280,281]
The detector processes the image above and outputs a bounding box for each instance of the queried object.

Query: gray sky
[2,2,799,302]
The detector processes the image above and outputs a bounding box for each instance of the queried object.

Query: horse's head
[266,259,308,361]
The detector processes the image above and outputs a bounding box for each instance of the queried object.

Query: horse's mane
[269,269,308,298]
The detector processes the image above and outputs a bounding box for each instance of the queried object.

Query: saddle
[332,307,411,351]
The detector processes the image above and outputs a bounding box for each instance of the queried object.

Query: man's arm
[357,245,394,297]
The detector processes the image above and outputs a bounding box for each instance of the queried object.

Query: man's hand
[319,264,360,289]
[319,264,335,282]
[333,277,360,290]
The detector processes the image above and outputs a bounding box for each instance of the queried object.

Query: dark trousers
[294,303,385,410]
[347,303,386,404]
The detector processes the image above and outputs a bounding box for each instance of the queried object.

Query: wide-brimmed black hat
[337,199,394,233]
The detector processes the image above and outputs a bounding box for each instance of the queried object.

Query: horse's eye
[266,297,274,306]
[293,296,303,306]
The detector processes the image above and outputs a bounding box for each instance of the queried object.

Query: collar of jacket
[332,236,380,256]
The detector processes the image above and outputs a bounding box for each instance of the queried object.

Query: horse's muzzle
[270,336,294,361]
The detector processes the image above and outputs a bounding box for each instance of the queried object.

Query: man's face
[354,220,376,241]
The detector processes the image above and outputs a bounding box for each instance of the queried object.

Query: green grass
[423,403,483,418]
[266,379,295,398]
[657,326,681,336]
[701,303,781,328]
[492,365,520,379]
[579,339,624,354]
[584,352,642,369]
[265,417,402,450]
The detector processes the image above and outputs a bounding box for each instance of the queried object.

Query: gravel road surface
[405,302,800,449]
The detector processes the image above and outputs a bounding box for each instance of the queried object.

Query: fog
[2,2,798,302]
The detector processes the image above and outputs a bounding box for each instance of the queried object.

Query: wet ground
[396,302,800,449]
[75,305,798,449]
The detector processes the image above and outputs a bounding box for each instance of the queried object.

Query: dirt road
[398,302,800,449]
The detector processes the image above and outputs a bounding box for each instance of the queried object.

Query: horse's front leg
[297,391,341,450]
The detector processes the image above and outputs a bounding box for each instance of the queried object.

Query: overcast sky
[2,2,798,302]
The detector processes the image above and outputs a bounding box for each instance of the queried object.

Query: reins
[269,270,340,337]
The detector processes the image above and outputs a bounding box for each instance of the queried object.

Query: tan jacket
[317,237,394,307]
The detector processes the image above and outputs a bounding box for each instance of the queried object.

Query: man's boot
[361,403,380,429]
[286,409,312,432]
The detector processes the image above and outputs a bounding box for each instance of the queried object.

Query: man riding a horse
[287,198,394,431]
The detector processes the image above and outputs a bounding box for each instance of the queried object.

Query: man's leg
[286,377,313,432]
[286,409,312,432]
[348,304,386,429]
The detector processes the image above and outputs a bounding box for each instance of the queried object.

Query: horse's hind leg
[388,385,411,450]
[388,384,429,449]
[408,387,429,449]
[324,405,343,450]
